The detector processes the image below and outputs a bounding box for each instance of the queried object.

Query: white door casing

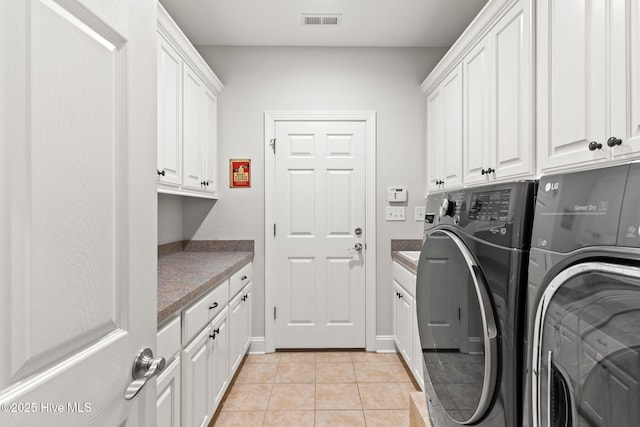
[273,120,366,348]
[264,111,377,352]
[1,0,157,425]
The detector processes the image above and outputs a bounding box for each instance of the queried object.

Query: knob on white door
[124,348,165,400]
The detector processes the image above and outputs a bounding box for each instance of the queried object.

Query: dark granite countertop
[157,240,254,326]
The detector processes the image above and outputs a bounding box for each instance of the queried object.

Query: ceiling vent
[302,14,342,26]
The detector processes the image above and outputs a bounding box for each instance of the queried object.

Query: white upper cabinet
[423,0,533,190]
[464,0,533,184]
[491,2,532,178]
[463,37,492,184]
[182,63,205,190]
[611,0,640,161]
[202,89,218,193]
[157,35,183,186]
[538,0,640,171]
[426,64,463,193]
[157,4,223,199]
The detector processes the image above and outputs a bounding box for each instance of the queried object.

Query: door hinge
[270,138,276,154]
[274,306,277,321]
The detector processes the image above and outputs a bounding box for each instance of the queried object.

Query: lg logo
[545,182,559,192]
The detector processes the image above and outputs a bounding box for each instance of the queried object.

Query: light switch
[386,206,406,221]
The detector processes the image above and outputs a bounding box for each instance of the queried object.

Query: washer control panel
[469,189,512,222]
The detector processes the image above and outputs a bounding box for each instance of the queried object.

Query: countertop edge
[391,251,419,273]
[157,252,253,327]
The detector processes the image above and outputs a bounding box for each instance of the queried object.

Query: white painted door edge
[264,111,377,353]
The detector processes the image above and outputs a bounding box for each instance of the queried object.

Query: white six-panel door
[273,121,366,348]
[1,0,157,425]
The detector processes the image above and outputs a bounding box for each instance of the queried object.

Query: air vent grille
[302,14,342,26]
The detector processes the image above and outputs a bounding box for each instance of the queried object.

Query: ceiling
[159,0,490,48]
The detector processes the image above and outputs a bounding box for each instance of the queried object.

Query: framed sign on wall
[230,159,251,188]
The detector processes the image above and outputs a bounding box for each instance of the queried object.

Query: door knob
[588,141,603,151]
[607,136,622,147]
[349,243,363,251]
[355,227,362,236]
[124,348,166,400]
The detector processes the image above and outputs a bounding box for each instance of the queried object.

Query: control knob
[439,198,455,218]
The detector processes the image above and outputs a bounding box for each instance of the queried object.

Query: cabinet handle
[398,293,403,299]
[241,275,248,281]
[588,141,603,151]
[435,179,444,186]
[209,302,218,310]
[209,328,220,340]
[481,168,494,175]
[607,136,622,147]
[157,169,165,176]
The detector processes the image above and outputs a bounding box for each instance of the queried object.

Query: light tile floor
[210,351,420,427]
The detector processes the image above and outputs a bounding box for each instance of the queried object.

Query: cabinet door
[426,67,463,194]
[441,65,463,189]
[492,0,533,179]
[157,35,182,186]
[537,0,609,171]
[413,315,424,390]
[182,63,204,190]
[426,88,443,193]
[393,282,402,348]
[399,286,414,367]
[242,282,253,354]
[156,357,181,427]
[463,37,492,184]
[182,325,211,427]
[611,0,640,160]
[228,291,244,375]
[209,308,229,413]
[201,88,217,193]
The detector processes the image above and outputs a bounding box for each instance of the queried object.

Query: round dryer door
[532,262,640,427]
[416,229,499,425]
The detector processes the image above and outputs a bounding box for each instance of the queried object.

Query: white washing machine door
[532,262,640,427]
[417,229,499,424]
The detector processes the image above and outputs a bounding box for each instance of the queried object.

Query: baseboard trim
[375,335,397,353]
[249,336,265,354]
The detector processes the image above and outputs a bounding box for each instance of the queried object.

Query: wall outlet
[415,206,426,222]
[386,206,406,221]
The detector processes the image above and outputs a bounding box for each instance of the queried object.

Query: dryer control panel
[424,181,537,249]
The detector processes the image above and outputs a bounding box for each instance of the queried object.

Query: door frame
[264,111,377,353]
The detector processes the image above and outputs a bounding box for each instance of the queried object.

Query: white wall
[158,194,184,245]
[183,46,446,340]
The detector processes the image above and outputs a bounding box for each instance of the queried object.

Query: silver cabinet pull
[124,348,166,400]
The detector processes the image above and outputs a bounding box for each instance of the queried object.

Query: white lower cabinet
[229,281,253,375]
[392,261,423,390]
[156,260,253,427]
[182,307,230,427]
[209,308,230,412]
[156,357,181,427]
[182,315,217,427]
[393,281,414,368]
